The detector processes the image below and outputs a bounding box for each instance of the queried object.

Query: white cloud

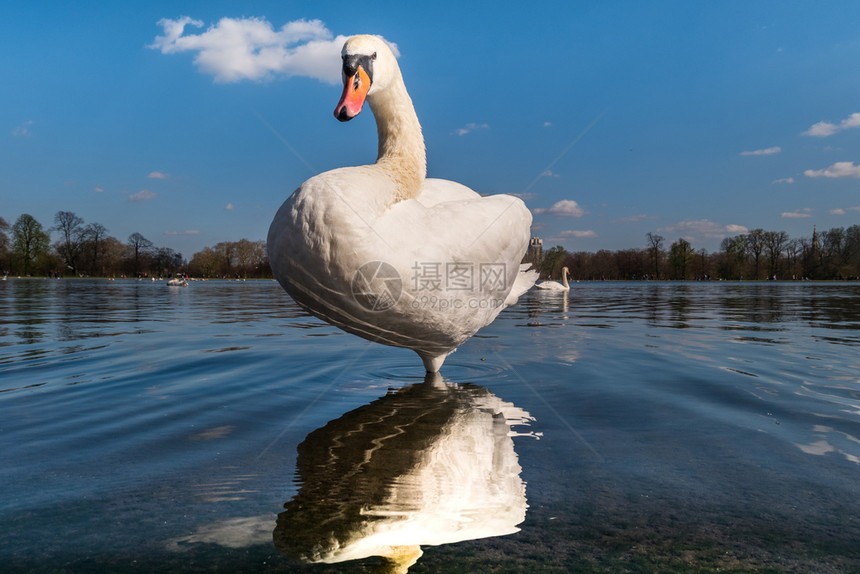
[11,120,34,137]
[542,121,552,127]
[540,170,560,178]
[94,186,104,193]
[803,121,839,137]
[165,230,201,235]
[804,161,860,178]
[772,177,794,184]
[740,146,781,156]
[558,230,596,238]
[148,171,169,179]
[725,224,749,234]
[225,203,234,210]
[454,122,489,136]
[781,209,812,219]
[150,17,399,84]
[829,208,846,215]
[658,219,748,240]
[533,200,585,217]
[128,190,156,202]
[802,112,860,137]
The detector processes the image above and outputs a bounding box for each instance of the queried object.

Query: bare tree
[0,216,9,272]
[784,239,802,279]
[232,239,267,277]
[797,237,817,278]
[745,229,765,279]
[53,211,85,276]
[720,235,746,279]
[821,227,846,263]
[151,247,183,277]
[234,239,256,278]
[613,248,647,279]
[213,241,237,277]
[82,223,109,276]
[646,232,664,279]
[698,248,709,278]
[847,225,860,273]
[0,217,8,248]
[763,230,789,279]
[127,232,153,275]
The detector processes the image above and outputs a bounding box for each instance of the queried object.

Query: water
[2,279,859,573]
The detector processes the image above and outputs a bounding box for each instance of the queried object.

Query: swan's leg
[417,351,450,373]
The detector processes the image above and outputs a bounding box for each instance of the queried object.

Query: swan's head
[334,35,399,122]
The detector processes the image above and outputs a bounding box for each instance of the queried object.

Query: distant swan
[267,35,536,372]
[534,267,570,291]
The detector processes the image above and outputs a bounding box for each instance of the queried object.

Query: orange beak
[334,65,371,122]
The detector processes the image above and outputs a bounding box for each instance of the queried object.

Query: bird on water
[267,35,536,372]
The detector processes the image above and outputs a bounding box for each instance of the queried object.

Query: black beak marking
[342,53,375,85]
[336,106,352,122]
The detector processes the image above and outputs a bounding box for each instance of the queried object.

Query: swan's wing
[416,178,481,207]
[506,267,539,304]
[534,281,565,291]
[378,186,532,315]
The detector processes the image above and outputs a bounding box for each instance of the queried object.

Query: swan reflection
[274,373,536,572]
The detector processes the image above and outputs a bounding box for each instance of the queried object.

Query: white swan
[534,266,570,291]
[267,35,536,372]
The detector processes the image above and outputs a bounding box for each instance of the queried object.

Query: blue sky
[3,1,859,258]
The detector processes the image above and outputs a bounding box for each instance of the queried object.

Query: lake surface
[2,278,859,573]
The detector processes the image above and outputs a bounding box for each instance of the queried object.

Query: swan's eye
[371,52,377,60]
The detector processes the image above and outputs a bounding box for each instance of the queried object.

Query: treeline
[186,239,268,278]
[0,211,271,279]
[531,226,860,281]
[4,211,858,282]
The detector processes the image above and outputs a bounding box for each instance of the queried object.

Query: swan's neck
[368,72,426,202]
[562,269,569,288]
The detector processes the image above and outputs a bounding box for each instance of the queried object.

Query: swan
[267,35,536,372]
[534,266,570,291]
[167,274,188,287]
